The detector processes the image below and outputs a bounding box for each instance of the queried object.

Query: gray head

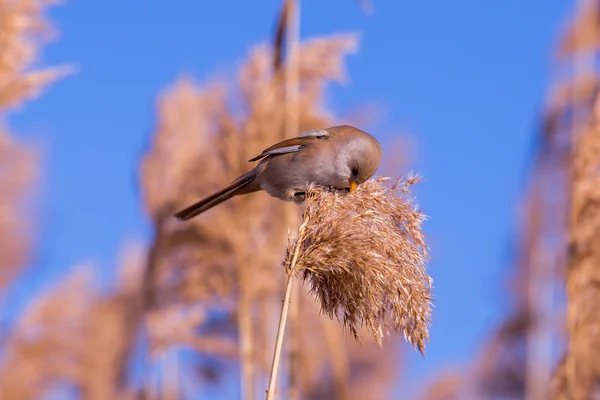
[327,125,383,191]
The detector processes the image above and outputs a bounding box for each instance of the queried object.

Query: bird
[173,124,382,221]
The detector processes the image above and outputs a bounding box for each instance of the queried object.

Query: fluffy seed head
[283,176,433,353]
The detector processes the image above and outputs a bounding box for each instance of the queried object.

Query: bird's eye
[351,166,359,176]
[316,135,328,140]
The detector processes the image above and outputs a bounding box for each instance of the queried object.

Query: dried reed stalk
[551,88,600,400]
[549,2,600,399]
[266,241,302,400]
[239,248,258,400]
[267,176,432,399]
[276,0,302,398]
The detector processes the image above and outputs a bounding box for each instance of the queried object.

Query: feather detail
[173,171,257,220]
[248,129,329,162]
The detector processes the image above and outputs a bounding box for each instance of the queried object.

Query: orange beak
[349,180,358,193]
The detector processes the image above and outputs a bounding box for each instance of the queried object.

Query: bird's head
[329,125,383,192]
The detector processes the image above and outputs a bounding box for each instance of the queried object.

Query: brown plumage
[173,125,382,220]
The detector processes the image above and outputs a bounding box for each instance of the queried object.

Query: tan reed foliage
[470,4,600,399]
[0,127,37,291]
[261,287,400,400]
[474,313,531,398]
[418,306,531,399]
[0,244,148,400]
[337,330,398,400]
[419,370,464,400]
[140,32,374,399]
[0,0,70,293]
[267,175,430,399]
[555,0,600,59]
[284,176,432,352]
[551,88,600,400]
[301,328,399,400]
[0,0,71,111]
[460,178,552,400]
[550,3,600,397]
[551,356,569,400]
[78,245,146,400]
[0,268,95,399]
[146,304,238,360]
[257,265,401,400]
[422,3,599,399]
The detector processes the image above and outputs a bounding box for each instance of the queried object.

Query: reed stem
[266,233,303,400]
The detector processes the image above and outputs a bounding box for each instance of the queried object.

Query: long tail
[173,172,257,220]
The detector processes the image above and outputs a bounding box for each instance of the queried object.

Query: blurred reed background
[0,0,599,399]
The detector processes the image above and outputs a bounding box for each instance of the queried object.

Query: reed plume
[0,128,37,291]
[0,268,95,399]
[285,176,432,351]
[552,83,600,400]
[267,176,432,399]
[0,244,149,400]
[0,0,70,293]
[0,0,72,111]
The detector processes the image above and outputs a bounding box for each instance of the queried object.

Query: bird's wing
[248,129,330,162]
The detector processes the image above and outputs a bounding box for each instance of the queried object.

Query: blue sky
[6,0,573,397]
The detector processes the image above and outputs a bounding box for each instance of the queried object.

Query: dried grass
[284,176,432,352]
[146,305,237,359]
[0,244,153,400]
[465,175,557,400]
[0,127,37,291]
[450,3,595,397]
[299,314,399,400]
[0,0,72,111]
[80,244,146,400]
[419,370,464,400]
[0,268,95,399]
[550,3,600,397]
[552,83,600,400]
[0,0,70,293]
[267,175,430,399]
[555,1,600,58]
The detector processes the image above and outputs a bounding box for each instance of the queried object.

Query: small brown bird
[174,125,382,220]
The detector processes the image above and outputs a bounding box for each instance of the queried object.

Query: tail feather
[174,173,256,220]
